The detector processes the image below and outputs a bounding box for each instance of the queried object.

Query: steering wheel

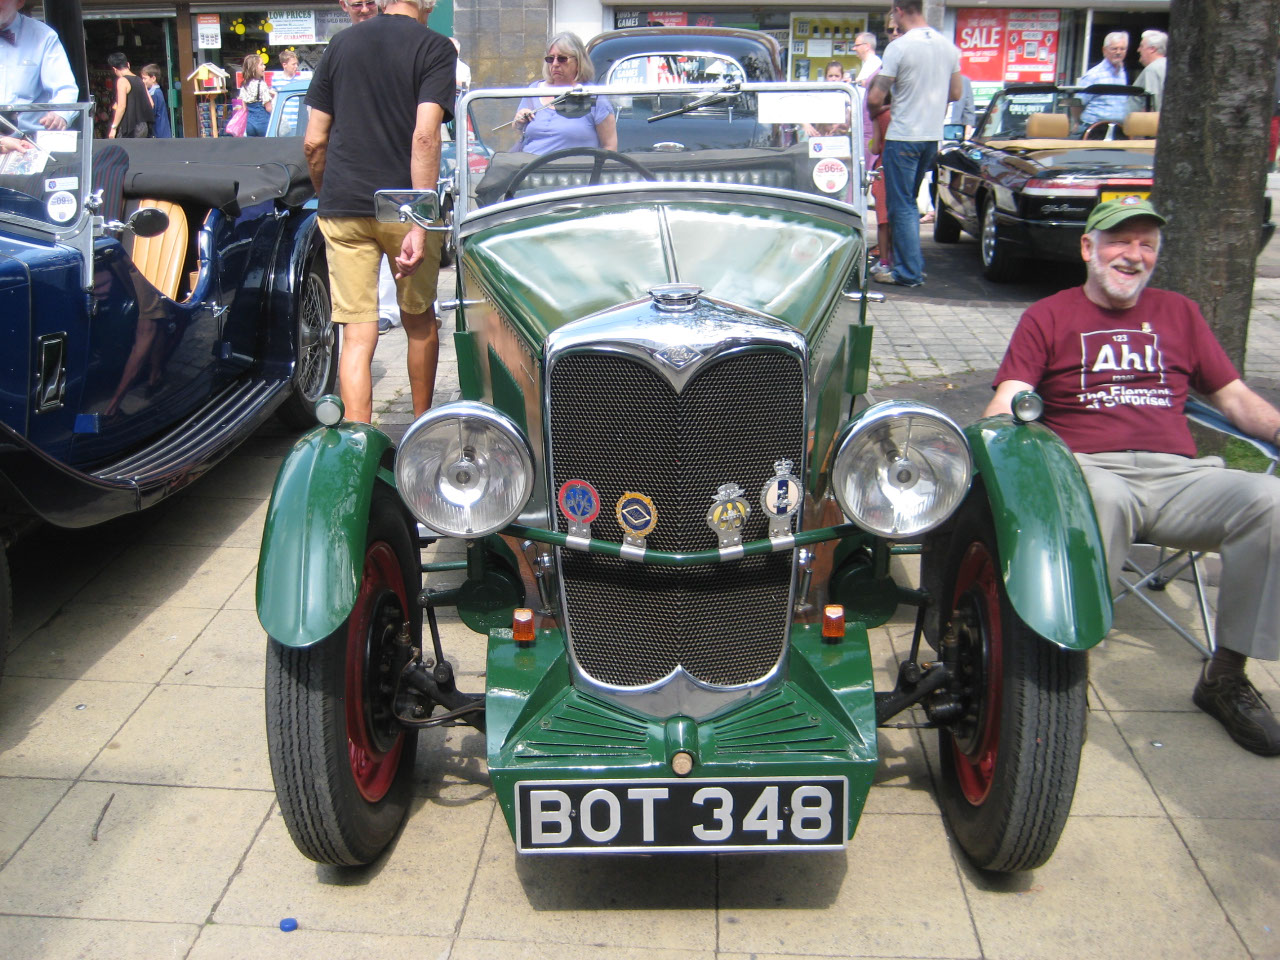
[1082,120,1123,141]
[504,147,657,201]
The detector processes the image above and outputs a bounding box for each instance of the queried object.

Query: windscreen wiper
[647,84,741,123]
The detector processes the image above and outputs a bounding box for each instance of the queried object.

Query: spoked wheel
[980,195,1022,283]
[439,196,456,267]
[278,250,338,430]
[266,486,422,865]
[935,491,1088,872]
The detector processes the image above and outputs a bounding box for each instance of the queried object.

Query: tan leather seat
[1123,111,1160,139]
[127,199,189,301]
[1025,112,1070,139]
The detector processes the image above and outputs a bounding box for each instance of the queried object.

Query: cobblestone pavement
[2,226,1278,960]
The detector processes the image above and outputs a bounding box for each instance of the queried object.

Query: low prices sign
[1004,10,1059,84]
[956,8,1058,87]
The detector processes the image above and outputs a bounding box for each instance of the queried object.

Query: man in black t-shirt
[304,0,456,422]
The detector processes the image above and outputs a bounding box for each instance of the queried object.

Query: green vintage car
[256,80,1113,872]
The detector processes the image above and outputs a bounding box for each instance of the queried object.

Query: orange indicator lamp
[513,608,535,646]
[822,604,845,643]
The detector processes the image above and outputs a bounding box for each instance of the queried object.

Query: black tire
[934,202,962,244]
[439,197,456,268]
[980,195,1023,283]
[266,485,422,866]
[935,490,1088,872]
[277,250,338,430]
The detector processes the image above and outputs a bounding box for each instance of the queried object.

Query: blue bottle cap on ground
[280,917,298,932]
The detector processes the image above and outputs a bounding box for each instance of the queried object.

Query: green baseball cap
[1085,196,1167,233]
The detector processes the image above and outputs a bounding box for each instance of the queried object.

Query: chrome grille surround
[545,298,808,720]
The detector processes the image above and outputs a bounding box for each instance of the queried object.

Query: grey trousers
[1076,451,1280,661]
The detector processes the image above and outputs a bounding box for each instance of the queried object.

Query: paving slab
[5,600,216,684]
[85,684,271,790]
[0,676,153,778]
[186,924,452,959]
[0,916,200,960]
[960,816,1249,960]
[0,781,272,924]
[716,814,979,958]
[216,790,493,936]
[1173,817,1280,960]
[460,830,719,950]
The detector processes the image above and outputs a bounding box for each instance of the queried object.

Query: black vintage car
[586,27,785,152]
[0,103,334,669]
[933,84,1157,281]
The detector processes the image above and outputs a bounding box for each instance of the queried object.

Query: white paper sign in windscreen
[758,90,849,126]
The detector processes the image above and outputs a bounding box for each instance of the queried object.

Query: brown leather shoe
[1193,666,1280,756]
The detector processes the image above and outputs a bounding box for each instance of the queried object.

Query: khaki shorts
[317,216,443,324]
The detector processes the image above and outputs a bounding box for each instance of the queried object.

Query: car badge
[705,482,751,548]
[655,344,702,369]
[760,459,803,538]
[615,491,658,546]
[557,479,601,539]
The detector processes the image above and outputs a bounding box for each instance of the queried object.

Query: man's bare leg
[337,319,379,422]
[400,306,439,416]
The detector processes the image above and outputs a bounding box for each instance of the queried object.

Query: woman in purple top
[512,32,617,155]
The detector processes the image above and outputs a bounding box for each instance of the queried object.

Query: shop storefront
[74,1,453,137]
[602,5,1168,99]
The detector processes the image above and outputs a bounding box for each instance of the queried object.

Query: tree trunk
[1151,1,1280,372]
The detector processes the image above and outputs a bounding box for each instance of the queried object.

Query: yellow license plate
[1099,189,1150,203]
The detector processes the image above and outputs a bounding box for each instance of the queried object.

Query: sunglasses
[347,1,377,8]
[544,54,576,64]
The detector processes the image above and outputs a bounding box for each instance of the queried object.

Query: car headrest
[1025,113,1070,139]
[1123,112,1159,138]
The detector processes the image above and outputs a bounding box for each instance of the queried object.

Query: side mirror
[374,189,441,228]
[129,206,170,237]
[942,123,965,142]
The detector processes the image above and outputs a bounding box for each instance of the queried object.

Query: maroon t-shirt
[993,287,1239,457]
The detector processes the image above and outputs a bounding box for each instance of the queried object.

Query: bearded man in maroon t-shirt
[986,197,1280,756]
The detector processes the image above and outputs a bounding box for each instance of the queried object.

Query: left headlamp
[395,401,535,538]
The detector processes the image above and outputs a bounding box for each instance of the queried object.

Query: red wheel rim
[950,541,1003,806]
[345,541,407,803]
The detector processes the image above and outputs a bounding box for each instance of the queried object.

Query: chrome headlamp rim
[394,400,535,539]
[831,400,973,539]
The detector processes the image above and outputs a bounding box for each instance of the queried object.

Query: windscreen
[456,82,864,218]
[978,87,1150,140]
[0,102,92,233]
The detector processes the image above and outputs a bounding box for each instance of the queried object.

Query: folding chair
[1114,396,1279,657]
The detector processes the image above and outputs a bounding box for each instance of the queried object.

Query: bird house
[187,63,231,96]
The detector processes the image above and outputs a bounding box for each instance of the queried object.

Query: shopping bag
[226,101,248,137]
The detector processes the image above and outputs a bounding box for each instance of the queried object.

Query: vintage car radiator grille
[549,350,805,688]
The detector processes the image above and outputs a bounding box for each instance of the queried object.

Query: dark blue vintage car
[586,27,785,152]
[0,101,335,668]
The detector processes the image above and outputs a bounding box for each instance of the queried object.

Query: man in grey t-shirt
[866,0,960,287]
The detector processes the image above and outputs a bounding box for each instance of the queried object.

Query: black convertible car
[933,84,1158,281]
[0,103,334,670]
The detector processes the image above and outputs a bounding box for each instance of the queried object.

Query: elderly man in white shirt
[851,32,881,86]
[0,0,78,131]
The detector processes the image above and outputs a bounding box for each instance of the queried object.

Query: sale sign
[955,9,1005,82]
[955,8,1058,105]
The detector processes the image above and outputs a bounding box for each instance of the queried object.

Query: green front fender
[965,416,1112,650]
[256,422,396,647]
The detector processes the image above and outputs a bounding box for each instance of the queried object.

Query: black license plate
[515,776,848,853]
